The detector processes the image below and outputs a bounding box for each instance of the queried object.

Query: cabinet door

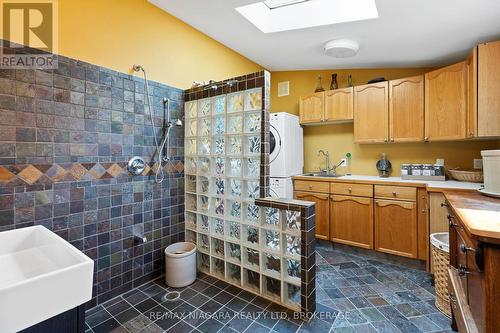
[330,195,373,249]
[425,61,467,141]
[429,193,449,235]
[299,92,325,124]
[325,87,353,122]
[294,191,329,240]
[478,41,500,137]
[374,199,418,258]
[389,76,425,142]
[354,82,389,143]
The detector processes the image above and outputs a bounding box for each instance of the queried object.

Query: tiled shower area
[0,42,185,307]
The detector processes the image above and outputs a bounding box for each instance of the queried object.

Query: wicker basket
[448,169,484,183]
[431,233,451,317]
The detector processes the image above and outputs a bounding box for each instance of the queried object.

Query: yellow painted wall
[271,69,499,175]
[58,0,262,88]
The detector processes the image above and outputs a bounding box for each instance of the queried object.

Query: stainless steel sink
[302,172,344,178]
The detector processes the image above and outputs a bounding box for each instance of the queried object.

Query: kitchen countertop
[292,174,483,192]
[444,191,500,244]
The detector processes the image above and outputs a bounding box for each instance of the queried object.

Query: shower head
[133,64,144,72]
[226,79,239,87]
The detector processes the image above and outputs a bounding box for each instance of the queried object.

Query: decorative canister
[423,164,435,176]
[411,164,423,176]
[401,164,411,176]
[434,164,444,177]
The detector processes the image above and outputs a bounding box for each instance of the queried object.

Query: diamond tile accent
[107,163,123,178]
[0,166,16,184]
[46,164,69,182]
[142,164,151,176]
[88,164,106,179]
[175,161,184,173]
[17,165,43,185]
[166,162,175,174]
[68,163,88,180]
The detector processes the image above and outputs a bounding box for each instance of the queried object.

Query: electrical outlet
[474,159,483,169]
[339,158,348,167]
[436,158,445,166]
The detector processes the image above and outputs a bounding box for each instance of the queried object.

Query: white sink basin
[0,226,94,333]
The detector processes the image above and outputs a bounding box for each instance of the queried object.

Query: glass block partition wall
[183,71,316,315]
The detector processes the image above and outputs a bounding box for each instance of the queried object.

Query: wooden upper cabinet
[325,87,353,122]
[354,82,389,143]
[299,92,324,124]
[389,76,425,142]
[425,61,467,141]
[478,40,500,137]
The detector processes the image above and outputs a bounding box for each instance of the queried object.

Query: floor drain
[162,291,181,302]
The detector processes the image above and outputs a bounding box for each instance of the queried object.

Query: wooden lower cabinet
[374,199,418,258]
[294,191,329,240]
[446,192,500,333]
[330,195,374,249]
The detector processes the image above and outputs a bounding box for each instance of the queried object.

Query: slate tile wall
[0,41,185,308]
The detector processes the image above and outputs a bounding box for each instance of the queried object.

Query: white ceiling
[149,0,500,70]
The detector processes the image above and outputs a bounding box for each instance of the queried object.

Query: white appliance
[270,178,294,199]
[270,112,303,178]
[269,113,303,199]
[480,150,500,197]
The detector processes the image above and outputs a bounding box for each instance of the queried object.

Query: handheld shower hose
[133,65,170,183]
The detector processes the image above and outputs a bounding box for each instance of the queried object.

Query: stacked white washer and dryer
[269,112,304,198]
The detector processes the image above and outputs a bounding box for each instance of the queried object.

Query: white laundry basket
[164,242,196,288]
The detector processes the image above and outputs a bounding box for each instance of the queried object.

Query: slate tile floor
[85,243,453,333]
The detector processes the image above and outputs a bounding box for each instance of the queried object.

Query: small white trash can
[164,242,196,288]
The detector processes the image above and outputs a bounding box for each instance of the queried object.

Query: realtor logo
[0,0,58,68]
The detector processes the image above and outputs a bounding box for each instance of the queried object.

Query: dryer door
[269,124,281,163]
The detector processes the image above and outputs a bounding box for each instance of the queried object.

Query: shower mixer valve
[128,156,146,175]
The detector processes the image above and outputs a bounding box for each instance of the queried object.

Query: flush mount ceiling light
[236,0,378,34]
[324,39,359,58]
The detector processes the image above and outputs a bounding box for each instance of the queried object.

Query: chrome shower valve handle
[128,156,146,175]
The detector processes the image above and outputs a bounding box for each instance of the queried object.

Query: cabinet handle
[449,293,457,310]
[392,191,397,196]
[469,132,474,137]
[448,214,458,227]
[390,138,395,142]
[440,202,448,208]
[384,139,388,142]
[460,244,475,253]
[424,137,429,141]
[348,188,352,193]
[309,185,313,190]
[458,264,470,276]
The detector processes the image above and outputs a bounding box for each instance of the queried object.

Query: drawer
[294,180,329,193]
[330,183,373,197]
[374,185,416,201]
[448,267,480,333]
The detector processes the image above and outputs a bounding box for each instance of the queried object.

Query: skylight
[236,0,379,33]
[263,0,310,10]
